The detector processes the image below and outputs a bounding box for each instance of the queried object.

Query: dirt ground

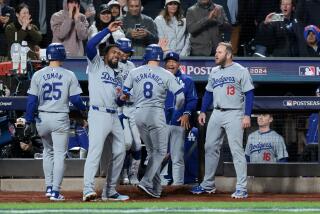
[1,185,320,203]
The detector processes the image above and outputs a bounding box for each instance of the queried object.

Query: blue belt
[91,105,116,114]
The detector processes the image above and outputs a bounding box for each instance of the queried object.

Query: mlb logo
[299,66,316,76]
[283,100,293,106]
[179,65,186,74]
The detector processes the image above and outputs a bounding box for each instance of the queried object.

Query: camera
[135,23,141,30]
[271,13,284,22]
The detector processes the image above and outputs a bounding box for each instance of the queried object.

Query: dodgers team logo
[299,66,316,76]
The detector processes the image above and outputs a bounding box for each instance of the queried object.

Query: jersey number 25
[42,82,63,101]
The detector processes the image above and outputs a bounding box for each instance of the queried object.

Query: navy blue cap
[164,51,180,62]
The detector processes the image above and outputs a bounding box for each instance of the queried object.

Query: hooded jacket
[50,2,89,56]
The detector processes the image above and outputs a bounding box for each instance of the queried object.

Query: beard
[215,53,228,67]
[108,59,118,69]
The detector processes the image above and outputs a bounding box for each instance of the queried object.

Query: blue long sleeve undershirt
[200,90,213,113]
[244,89,254,116]
[25,94,38,123]
[86,27,111,60]
[69,94,86,111]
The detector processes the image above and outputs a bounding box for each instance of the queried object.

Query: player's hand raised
[198,112,206,126]
[108,21,123,32]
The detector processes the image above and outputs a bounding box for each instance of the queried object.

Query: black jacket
[0,4,14,56]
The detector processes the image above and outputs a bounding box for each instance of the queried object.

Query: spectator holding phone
[51,0,89,56]
[254,0,304,57]
[122,0,158,56]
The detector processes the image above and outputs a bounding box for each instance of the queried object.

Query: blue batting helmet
[46,43,66,61]
[115,38,135,53]
[143,44,163,62]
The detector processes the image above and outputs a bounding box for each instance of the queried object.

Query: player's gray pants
[83,109,125,196]
[135,107,168,195]
[123,105,142,152]
[168,125,185,185]
[201,110,247,192]
[36,112,70,192]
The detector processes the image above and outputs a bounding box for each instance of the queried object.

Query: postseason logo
[299,66,316,76]
[283,100,320,107]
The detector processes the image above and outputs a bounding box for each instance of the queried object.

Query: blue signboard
[1,96,320,111]
[63,57,320,83]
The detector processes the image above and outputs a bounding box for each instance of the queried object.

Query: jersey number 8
[42,82,63,101]
[143,82,153,98]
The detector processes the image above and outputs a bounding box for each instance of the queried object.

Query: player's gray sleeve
[86,55,103,73]
[27,73,39,96]
[69,72,83,96]
[275,136,289,160]
[205,68,217,92]
[175,92,185,110]
[241,68,254,92]
[123,71,133,90]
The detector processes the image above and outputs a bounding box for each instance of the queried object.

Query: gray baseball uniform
[123,64,183,196]
[117,61,141,152]
[201,62,254,192]
[27,66,82,192]
[245,130,288,163]
[83,54,126,197]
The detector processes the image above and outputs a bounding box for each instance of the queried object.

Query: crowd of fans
[1,0,320,61]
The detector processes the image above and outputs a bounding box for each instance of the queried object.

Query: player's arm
[242,89,254,129]
[198,90,213,126]
[86,27,110,60]
[174,89,185,110]
[25,94,38,124]
[178,79,198,129]
[86,21,122,60]
[69,94,86,111]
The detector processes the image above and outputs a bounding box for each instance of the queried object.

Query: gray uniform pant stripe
[201,110,247,191]
[168,125,185,185]
[135,107,168,195]
[36,112,70,192]
[83,110,125,196]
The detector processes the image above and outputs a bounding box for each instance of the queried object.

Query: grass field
[1,201,320,213]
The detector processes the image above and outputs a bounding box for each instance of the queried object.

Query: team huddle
[25,20,255,201]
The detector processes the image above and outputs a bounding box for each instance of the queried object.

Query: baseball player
[116,38,142,185]
[164,51,198,185]
[25,43,86,201]
[245,114,288,163]
[190,42,254,199]
[82,21,128,202]
[122,44,185,198]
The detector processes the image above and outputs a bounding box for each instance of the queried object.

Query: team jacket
[165,70,198,126]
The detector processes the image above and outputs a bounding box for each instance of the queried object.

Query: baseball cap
[164,51,180,62]
[165,0,180,5]
[304,25,320,41]
[99,4,111,14]
[108,0,121,7]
